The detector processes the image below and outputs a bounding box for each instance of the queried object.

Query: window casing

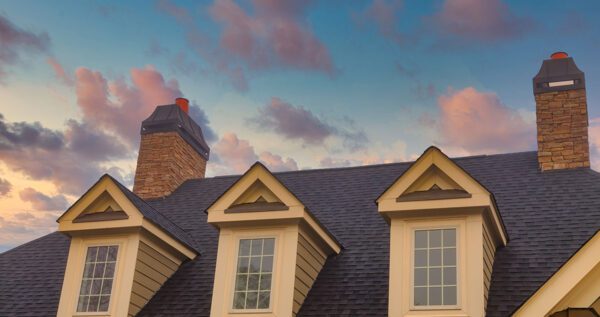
[76,245,119,313]
[413,228,457,308]
[232,238,275,311]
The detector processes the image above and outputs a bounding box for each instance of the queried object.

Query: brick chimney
[533,52,590,171]
[133,98,210,199]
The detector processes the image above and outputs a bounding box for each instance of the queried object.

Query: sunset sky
[1,0,600,251]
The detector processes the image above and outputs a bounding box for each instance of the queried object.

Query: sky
[1,0,600,252]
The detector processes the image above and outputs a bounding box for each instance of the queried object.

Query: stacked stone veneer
[133,132,206,199]
[535,88,590,171]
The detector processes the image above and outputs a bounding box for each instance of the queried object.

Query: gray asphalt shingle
[1,151,599,316]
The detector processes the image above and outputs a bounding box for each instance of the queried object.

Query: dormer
[207,163,341,317]
[56,174,198,317]
[377,147,508,317]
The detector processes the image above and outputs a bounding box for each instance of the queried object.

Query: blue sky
[1,0,600,251]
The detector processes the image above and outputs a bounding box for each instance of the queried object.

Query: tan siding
[293,229,328,315]
[483,222,496,309]
[128,241,179,316]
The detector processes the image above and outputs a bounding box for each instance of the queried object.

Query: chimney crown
[141,101,210,159]
[533,52,585,94]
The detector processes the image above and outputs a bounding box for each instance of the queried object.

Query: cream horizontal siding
[128,240,180,316]
[293,229,328,316]
[482,222,496,309]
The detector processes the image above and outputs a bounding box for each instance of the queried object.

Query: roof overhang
[207,162,341,255]
[376,146,508,246]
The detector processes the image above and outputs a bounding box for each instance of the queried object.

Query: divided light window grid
[233,238,275,310]
[76,245,118,312]
[414,229,457,307]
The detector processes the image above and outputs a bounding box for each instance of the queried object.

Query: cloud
[0,113,128,195]
[0,212,59,252]
[159,0,335,91]
[429,0,532,42]
[0,178,11,197]
[210,132,297,174]
[258,151,298,172]
[354,0,407,44]
[19,187,69,211]
[75,65,217,147]
[435,87,535,154]
[46,57,74,86]
[0,14,50,81]
[249,97,368,151]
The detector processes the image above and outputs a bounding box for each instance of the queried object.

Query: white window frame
[229,235,277,314]
[73,242,122,316]
[410,226,460,311]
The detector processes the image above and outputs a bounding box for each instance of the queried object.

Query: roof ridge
[191,150,539,182]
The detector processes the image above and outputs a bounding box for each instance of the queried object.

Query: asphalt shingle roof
[1,151,599,316]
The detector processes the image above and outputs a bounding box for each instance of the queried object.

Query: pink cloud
[258,151,298,172]
[75,66,215,147]
[435,87,535,154]
[211,132,298,174]
[0,178,11,197]
[430,0,532,41]
[46,57,73,86]
[159,0,335,91]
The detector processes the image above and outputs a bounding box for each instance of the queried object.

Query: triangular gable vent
[226,179,289,213]
[396,165,471,202]
[73,191,129,223]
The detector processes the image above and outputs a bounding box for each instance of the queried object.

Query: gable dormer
[377,147,508,317]
[207,163,341,317]
[56,175,198,317]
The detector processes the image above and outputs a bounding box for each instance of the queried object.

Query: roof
[2,151,600,316]
[107,175,199,254]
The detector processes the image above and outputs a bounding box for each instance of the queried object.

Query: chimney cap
[140,104,210,159]
[175,97,189,113]
[533,53,585,94]
[551,51,569,59]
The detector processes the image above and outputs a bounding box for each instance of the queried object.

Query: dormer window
[233,238,275,311]
[77,245,119,313]
[413,229,457,308]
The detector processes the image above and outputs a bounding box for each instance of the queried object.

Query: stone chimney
[533,52,590,171]
[133,98,210,199]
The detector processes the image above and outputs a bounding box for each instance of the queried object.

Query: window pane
[414,250,427,267]
[245,291,258,309]
[429,268,441,286]
[443,267,456,285]
[414,268,427,286]
[239,240,251,256]
[443,229,456,247]
[443,286,457,305]
[429,249,441,266]
[233,292,246,309]
[235,274,248,291]
[429,287,442,305]
[263,239,274,255]
[77,245,118,312]
[259,274,272,291]
[413,228,458,307]
[233,238,275,310]
[429,230,442,248]
[414,287,427,306]
[443,248,456,266]
[257,291,270,309]
[415,231,428,249]
[262,256,273,273]
[250,239,263,256]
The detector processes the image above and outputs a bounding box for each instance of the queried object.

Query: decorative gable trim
[513,231,600,316]
[377,146,508,246]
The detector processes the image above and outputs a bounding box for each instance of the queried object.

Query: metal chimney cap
[533,53,585,94]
